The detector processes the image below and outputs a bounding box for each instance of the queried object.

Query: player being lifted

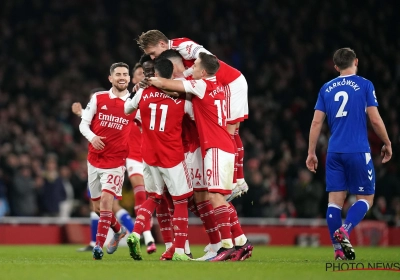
[125,59,194,261]
[137,30,249,201]
[149,53,253,261]
[306,48,392,260]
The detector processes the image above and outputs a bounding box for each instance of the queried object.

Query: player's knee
[193,191,208,203]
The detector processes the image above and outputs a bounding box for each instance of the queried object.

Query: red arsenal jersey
[127,121,142,162]
[169,38,241,86]
[81,90,133,168]
[125,86,194,168]
[182,77,235,157]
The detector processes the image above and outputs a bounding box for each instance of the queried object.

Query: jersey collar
[108,88,130,101]
[205,76,217,81]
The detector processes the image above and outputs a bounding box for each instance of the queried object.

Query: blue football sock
[116,209,134,232]
[326,203,342,249]
[342,199,369,235]
[90,211,99,245]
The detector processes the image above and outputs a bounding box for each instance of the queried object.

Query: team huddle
[77,30,392,262]
[78,30,252,261]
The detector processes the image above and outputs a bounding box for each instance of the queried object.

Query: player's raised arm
[306,110,326,173]
[125,88,143,114]
[147,77,186,94]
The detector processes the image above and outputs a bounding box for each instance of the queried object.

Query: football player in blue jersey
[306,48,392,260]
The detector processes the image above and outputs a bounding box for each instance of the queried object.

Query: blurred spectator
[38,155,66,216]
[0,169,9,216]
[241,171,269,217]
[371,196,394,225]
[291,169,323,218]
[59,165,75,218]
[11,166,38,216]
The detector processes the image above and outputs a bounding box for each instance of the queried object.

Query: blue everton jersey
[315,74,378,153]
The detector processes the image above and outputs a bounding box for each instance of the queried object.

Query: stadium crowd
[0,0,399,225]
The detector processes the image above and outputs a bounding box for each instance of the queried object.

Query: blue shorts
[326,152,375,195]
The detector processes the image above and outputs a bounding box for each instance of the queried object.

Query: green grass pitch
[0,245,399,280]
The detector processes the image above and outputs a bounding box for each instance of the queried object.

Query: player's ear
[108,75,112,83]
[354,58,358,67]
[334,65,340,73]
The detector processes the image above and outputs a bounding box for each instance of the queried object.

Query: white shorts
[126,158,144,177]
[203,148,235,195]
[225,74,248,124]
[185,148,206,191]
[87,161,125,201]
[143,160,193,200]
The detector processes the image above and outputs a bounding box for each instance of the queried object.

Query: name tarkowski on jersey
[98,112,129,130]
[325,78,360,93]
[142,91,182,104]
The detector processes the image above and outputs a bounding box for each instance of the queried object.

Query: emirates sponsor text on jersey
[98,112,129,130]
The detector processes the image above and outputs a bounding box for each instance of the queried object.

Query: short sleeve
[182,79,208,99]
[366,81,378,107]
[81,94,98,122]
[314,86,326,113]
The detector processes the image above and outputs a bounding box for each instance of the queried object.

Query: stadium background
[0,0,399,245]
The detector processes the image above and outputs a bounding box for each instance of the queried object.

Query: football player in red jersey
[79,62,133,260]
[125,59,194,261]
[137,30,249,201]
[148,53,253,261]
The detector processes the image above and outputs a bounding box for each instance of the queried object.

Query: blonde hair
[137,30,169,50]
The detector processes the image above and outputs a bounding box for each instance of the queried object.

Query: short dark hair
[132,63,142,74]
[333,48,356,70]
[110,62,129,75]
[154,59,173,79]
[137,30,169,50]
[139,54,153,65]
[156,50,182,62]
[198,52,220,75]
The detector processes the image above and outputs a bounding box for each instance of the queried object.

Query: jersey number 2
[335,91,348,118]
[149,103,168,131]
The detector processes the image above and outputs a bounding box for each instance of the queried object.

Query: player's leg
[161,161,193,261]
[186,147,221,260]
[228,201,253,261]
[127,163,162,260]
[225,74,248,202]
[234,123,248,194]
[156,193,174,259]
[325,153,348,260]
[204,148,237,261]
[86,162,104,259]
[95,166,126,256]
[127,158,156,253]
[334,153,375,260]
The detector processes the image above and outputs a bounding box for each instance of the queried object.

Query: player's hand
[381,144,392,163]
[148,77,161,87]
[306,154,318,173]
[71,102,83,116]
[139,77,150,89]
[91,136,106,150]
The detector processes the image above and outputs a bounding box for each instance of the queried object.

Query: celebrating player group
[78,30,252,262]
[78,29,392,263]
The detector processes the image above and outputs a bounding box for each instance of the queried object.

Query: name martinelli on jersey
[98,112,129,130]
[142,91,182,104]
[325,78,360,93]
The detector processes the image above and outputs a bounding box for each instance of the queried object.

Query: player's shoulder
[170,37,199,47]
[92,91,110,100]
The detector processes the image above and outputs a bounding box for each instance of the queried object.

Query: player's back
[191,77,234,156]
[315,74,378,153]
[170,38,241,85]
[137,86,186,167]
